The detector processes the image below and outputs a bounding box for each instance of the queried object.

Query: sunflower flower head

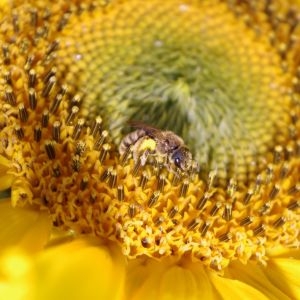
[0,0,300,290]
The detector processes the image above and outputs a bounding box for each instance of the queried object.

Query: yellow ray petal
[32,239,125,300]
[264,258,300,299]
[0,200,51,253]
[227,261,290,300]
[0,156,14,191]
[209,272,269,300]
[129,259,215,300]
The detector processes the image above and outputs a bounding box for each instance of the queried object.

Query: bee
[119,122,194,173]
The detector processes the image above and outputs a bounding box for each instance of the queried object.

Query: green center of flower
[57,0,291,182]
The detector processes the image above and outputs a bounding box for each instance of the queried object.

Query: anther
[5,86,16,105]
[240,216,253,226]
[28,69,37,87]
[286,146,294,161]
[72,155,81,172]
[45,140,56,159]
[2,44,10,64]
[24,55,35,71]
[59,84,68,97]
[269,184,280,200]
[171,172,181,186]
[57,13,70,31]
[288,200,300,210]
[41,109,49,127]
[243,189,253,205]
[168,206,178,218]
[91,116,102,137]
[187,218,200,231]
[273,145,283,164]
[253,224,265,236]
[154,215,164,226]
[117,185,124,201]
[42,76,56,97]
[72,118,85,140]
[209,202,222,216]
[29,8,38,27]
[128,204,136,218]
[179,178,189,197]
[52,163,61,177]
[288,184,300,194]
[99,143,111,164]
[222,203,232,221]
[46,40,59,56]
[75,141,86,156]
[139,171,149,189]
[50,94,63,113]
[258,201,271,215]
[28,88,37,109]
[71,94,82,107]
[157,174,166,192]
[272,216,286,228]
[196,193,210,210]
[279,163,289,179]
[108,169,117,188]
[207,170,217,189]
[3,70,11,84]
[34,126,42,142]
[12,13,19,33]
[254,175,263,194]
[66,106,79,125]
[227,178,237,197]
[94,130,108,150]
[52,121,61,141]
[133,157,142,176]
[18,104,28,122]
[141,237,151,248]
[14,125,24,140]
[147,191,160,208]
[200,221,210,237]
[100,167,112,181]
[218,232,232,242]
[120,145,133,166]
[80,176,89,190]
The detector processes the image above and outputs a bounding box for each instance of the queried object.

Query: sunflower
[0,0,300,299]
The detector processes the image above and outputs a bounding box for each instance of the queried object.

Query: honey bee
[119,122,194,173]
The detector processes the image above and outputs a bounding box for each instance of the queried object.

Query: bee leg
[140,149,150,166]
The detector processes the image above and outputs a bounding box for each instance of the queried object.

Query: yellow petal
[0,156,14,191]
[129,259,215,300]
[209,272,269,300]
[227,261,290,300]
[0,200,51,253]
[32,239,125,300]
[264,258,300,299]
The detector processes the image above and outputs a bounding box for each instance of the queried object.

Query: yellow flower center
[0,0,299,271]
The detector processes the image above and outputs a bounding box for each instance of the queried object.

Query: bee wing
[128,121,164,139]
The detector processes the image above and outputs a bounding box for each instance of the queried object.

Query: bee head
[171,147,193,171]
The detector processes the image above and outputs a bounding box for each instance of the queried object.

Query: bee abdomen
[119,129,147,155]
